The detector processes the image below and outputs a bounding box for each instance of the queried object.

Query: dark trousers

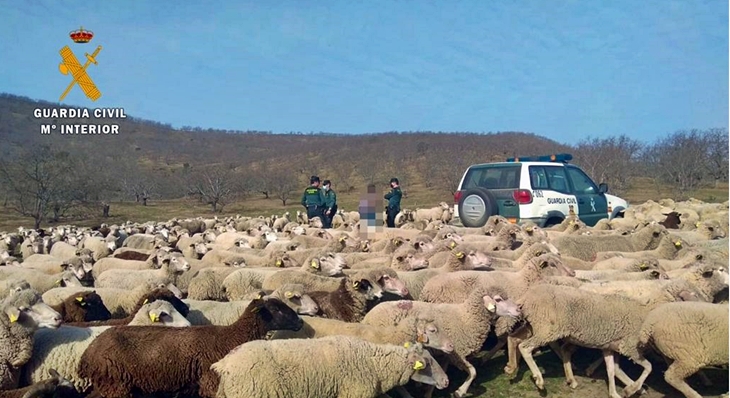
[306,206,324,223]
[386,207,399,228]
[322,210,333,229]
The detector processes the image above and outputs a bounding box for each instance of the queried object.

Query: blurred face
[324,184,330,191]
[313,181,320,187]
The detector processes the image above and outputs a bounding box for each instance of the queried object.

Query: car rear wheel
[458,188,499,228]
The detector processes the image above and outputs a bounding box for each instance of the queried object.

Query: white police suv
[453,153,629,228]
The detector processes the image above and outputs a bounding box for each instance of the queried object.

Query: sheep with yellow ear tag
[210,336,449,398]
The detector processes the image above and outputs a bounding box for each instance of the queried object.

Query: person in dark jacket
[301,176,326,222]
[322,180,337,229]
[384,177,402,228]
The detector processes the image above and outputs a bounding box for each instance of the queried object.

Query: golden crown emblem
[69,26,94,43]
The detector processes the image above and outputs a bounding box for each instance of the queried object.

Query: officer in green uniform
[384,177,402,228]
[301,175,326,222]
[322,179,337,229]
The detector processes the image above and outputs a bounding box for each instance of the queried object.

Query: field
[0,178,726,233]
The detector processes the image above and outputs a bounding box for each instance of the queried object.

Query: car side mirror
[598,183,608,194]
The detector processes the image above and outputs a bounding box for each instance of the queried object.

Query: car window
[566,167,598,194]
[544,166,571,194]
[462,165,520,190]
[529,166,549,189]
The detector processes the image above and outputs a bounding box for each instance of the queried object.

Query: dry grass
[0,180,726,232]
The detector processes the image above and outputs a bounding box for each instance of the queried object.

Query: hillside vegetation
[0,93,726,230]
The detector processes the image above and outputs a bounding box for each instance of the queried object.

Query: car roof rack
[505,153,573,163]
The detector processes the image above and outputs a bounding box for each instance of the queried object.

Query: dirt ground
[429,346,729,398]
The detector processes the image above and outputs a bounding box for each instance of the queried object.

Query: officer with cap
[301,175,326,222]
[384,177,402,228]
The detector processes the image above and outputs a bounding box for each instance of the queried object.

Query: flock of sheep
[0,197,727,398]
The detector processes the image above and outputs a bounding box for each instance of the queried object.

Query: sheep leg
[603,350,622,398]
[612,355,646,394]
[474,336,507,364]
[450,354,477,398]
[585,356,604,377]
[620,357,652,398]
[553,342,578,389]
[663,361,703,398]
[517,341,545,390]
[696,369,713,387]
[504,335,522,376]
[393,386,415,398]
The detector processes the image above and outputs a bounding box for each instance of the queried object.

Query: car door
[565,166,608,226]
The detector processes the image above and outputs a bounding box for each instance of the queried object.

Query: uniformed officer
[384,177,402,228]
[322,179,337,229]
[301,176,326,222]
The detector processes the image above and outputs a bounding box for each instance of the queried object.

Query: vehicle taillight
[454,190,463,204]
[513,189,533,204]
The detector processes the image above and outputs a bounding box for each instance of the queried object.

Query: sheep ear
[455,251,465,259]
[275,259,283,267]
[142,299,149,305]
[352,280,360,288]
[638,263,649,270]
[483,295,497,312]
[396,256,404,262]
[416,333,428,343]
[650,270,660,277]
[449,241,456,249]
[285,291,293,298]
[538,260,549,269]
[310,260,319,269]
[5,307,20,323]
[695,254,704,260]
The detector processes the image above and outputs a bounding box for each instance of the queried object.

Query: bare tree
[0,145,78,229]
[703,128,729,187]
[573,135,643,195]
[187,166,237,212]
[437,148,480,195]
[359,157,387,186]
[330,157,356,192]
[270,167,299,206]
[643,129,714,197]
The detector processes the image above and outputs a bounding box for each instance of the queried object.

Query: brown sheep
[77,297,303,398]
[308,278,380,322]
[50,291,112,323]
[659,211,682,229]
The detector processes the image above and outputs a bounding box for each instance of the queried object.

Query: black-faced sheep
[50,291,111,323]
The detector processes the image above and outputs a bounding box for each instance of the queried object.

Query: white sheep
[211,336,449,398]
[184,283,318,325]
[80,236,117,261]
[0,268,82,294]
[0,287,62,389]
[22,300,191,392]
[95,257,191,292]
[363,290,521,397]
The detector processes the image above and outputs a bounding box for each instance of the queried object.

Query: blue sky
[0,0,727,144]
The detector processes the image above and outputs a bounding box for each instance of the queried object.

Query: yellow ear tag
[149,312,159,322]
[339,237,346,242]
[525,226,533,232]
[285,291,293,298]
[143,299,149,305]
[9,313,18,323]
[695,222,701,227]
[353,281,360,288]
[310,260,319,269]
[413,361,425,370]
[403,342,411,348]
[487,303,496,312]
[639,263,648,270]
[251,306,260,313]
[455,252,465,259]
[55,280,62,285]
[449,241,456,249]
[75,297,84,302]
[674,241,682,247]
[275,260,282,267]
[256,292,264,299]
